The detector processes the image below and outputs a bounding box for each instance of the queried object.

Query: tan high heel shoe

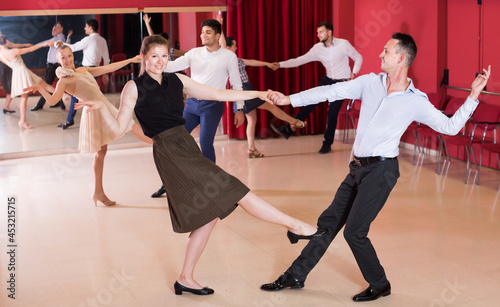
[248,148,264,158]
[92,194,117,207]
[18,121,33,129]
[290,119,306,132]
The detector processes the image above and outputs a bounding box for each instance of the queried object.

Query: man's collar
[204,44,221,53]
[323,37,335,47]
[381,73,416,93]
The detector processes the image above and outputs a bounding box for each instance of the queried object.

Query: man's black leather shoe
[318,144,332,154]
[30,104,43,111]
[260,273,304,291]
[270,123,293,140]
[352,283,391,302]
[151,185,166,198]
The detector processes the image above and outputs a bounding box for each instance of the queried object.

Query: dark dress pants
[66,95,78,123]
[183,98,225,163]
[286,158,399,290]
[294,76,345,146]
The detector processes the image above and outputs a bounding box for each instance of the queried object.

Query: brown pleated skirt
[152,125,250,233]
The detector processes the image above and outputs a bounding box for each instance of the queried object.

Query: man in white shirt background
[261,32,490,302]
[271,21,363,154]
[150,18,244,198]
[58,18,110,129]
[31,21,68,111]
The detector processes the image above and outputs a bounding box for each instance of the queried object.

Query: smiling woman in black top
[75,35,326,296]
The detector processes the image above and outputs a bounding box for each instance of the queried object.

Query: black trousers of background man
[293,76,346,147]
[285,158,400,290]
[34,62,63,108]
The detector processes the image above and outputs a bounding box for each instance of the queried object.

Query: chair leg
[465,146,471,184]
[476,147,484,185]
[441,141,451,177]
[413,130,420,165]
[436,137,443,174]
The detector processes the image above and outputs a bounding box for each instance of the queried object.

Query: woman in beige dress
[24,45,151,206]
[0,35,54,128]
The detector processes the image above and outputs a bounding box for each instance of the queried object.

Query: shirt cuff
[236,101,245,109]
[467,96,479,104]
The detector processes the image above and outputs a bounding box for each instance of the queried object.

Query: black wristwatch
[237,108,244,112]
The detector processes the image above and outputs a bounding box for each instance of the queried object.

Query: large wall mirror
[0,7,223,159]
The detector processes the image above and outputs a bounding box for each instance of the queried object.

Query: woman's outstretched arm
[23,79,69,106]
[85,55,141,77]
[178,73,272,104]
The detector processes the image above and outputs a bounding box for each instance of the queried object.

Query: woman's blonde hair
[139,35,169,76]
[56,44,71,53]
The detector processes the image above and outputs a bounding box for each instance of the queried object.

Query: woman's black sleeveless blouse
[133,72,186,138]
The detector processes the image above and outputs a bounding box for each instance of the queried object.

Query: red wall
[177,11,219,51]
[354,0,443,93]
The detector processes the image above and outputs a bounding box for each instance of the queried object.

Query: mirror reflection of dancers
[0,35,54,128]
[24,45,152,206]
[76,35,327,295]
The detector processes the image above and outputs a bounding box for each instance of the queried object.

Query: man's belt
[353,156,396,166]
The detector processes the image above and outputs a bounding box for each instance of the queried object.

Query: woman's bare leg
[177,219,218,289]
[246,110,257,151]
[18,93,32,129]
[4,94,13,111]
[237,192,317,236]
[259,103,296,125]
[130,122,153,144]
[93,144,115,205]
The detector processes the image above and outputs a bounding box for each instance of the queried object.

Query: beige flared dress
[56,67,133,154]
[0,50,42,97]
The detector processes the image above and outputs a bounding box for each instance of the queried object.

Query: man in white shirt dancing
[261,32,490,302]
[272,21,362,154]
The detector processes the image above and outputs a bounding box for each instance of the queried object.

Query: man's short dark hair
[159,32,169,41]
[201,19,221,35]
[86,19,99,32]
[317,21,333,32]
[56,21,64,29]
[226,37,236,48]
[392,32,417,67]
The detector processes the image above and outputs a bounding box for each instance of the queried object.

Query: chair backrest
[427,92,443,109]
[472,103,500,123]
[111,53,127,63]
[443,97,465,116]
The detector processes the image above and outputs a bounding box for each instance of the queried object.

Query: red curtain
[223,0,333,139]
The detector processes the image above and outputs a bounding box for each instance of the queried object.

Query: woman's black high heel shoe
[287,228,328,244]
[174,281,214,295]
[3,109,15,114]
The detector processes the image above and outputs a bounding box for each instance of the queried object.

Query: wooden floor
[1,95,500,306]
